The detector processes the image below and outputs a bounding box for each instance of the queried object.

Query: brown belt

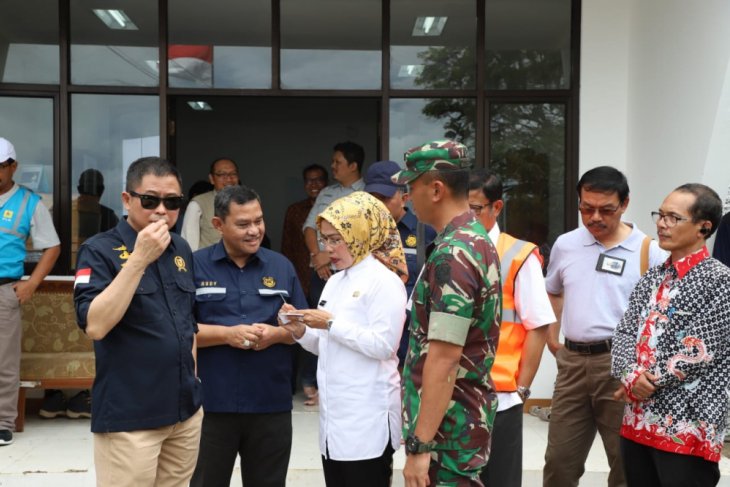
[564,338,612,355]
[0,278,17,286]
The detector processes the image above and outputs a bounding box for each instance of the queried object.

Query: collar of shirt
[438,210,479,243]
[117,217,140,251]
[398,208,418,232]
[487,222,501,244]
[0,183,20,207]
[666,245,709,279]
[579,222,644,251]
[209,239,269,265]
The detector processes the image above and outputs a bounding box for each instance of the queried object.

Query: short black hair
[126,157,181,193]
[214,184,261,220]
[333,141,365,172]
[422,169,469,199]
[576,166,629,204]
[302,164,328,182]
[78,168,105,197]
[209,157,238,175]
[673,183,722,239]
[468,169,503,202]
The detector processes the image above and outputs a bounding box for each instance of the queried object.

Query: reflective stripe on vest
[491,232,541,392]
[0,190,31,239]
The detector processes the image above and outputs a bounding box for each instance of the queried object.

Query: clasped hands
[226,323,279,351]
[277,303,333,339]
[613,371,657,403]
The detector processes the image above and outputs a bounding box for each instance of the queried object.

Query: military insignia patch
[405,234,417,247]
[174,256,187,272]
[262,276,276,288]
[113,244,130,260]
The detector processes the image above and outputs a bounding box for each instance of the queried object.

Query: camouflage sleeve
[425,245,480,346]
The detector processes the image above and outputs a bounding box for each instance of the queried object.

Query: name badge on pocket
[596,254,626,275]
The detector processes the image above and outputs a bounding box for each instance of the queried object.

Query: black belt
[0,278,17,286]
[564,338,612,355]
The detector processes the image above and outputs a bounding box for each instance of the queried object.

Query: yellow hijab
[317,191,408,282]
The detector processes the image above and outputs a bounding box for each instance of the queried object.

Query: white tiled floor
[2,398,730,486]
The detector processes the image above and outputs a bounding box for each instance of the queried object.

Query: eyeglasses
[318,235,345,247]
[651,211,690,228]
[469,202,492,215]
[213,171,238,179]
[0,158,15,169]
[129,191,184,210]
[578,204,620,216]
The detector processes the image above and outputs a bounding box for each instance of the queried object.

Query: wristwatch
[405,434,436,455]
[326,319,334,331]
[517,385,531,402]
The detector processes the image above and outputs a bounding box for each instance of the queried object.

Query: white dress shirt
[180,200,203,251]
[489,224,555,411]
[297,254,406,460]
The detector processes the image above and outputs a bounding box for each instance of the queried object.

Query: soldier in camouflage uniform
[393,140,501,487]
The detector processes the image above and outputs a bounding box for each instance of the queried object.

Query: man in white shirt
[543,166,667,487]
[0,137,60,446]
[468,169,555,487]
[181,157,239,251]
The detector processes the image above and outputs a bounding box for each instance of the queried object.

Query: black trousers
[190,411,292,487]
[322,440,395,487]
[480,403,523,487]
[620,437,720,487]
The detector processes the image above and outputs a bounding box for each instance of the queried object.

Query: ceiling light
[93,9,138,30]
[412,16,448,37]
[187,101,212,111]
[398,65,424,77]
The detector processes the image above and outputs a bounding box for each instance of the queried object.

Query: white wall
[533,0,730,400]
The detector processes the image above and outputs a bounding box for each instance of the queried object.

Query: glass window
[389,98,476,164]
[485,0,571,90]
[489,103,565,252]
[168,0,271,89]
[0,97,55,266]
[390,0,475,90]
[71,0,158,86]
[0,1,59,84]
[281,0,381,89]
[71,94,159,266]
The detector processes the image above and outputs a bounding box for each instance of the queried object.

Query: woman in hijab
[280,191,408,487]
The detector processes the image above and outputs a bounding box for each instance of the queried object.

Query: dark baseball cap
[364,160,404,198]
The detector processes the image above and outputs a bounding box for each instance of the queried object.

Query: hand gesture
[250,323,281,351]
[226,324,263,350]
[13,280,38,304]
[311,251,332,280]
[132,220,171,266]
[403,452,431,487]
[301,309,333,330]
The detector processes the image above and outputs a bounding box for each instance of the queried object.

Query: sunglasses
[129,191,184,210]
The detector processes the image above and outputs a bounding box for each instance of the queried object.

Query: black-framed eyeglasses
[578,204,620,216]
[213,171,238,179]
[0,158,16,169]
[650,211,689,228]
[129,191,184,210]
[469,202,492,215]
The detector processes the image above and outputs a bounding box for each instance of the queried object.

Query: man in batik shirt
[393,140,501,487]
[612,183,730,486]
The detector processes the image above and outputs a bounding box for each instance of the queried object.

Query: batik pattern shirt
[612,247,730,462]
[402,211,501,484]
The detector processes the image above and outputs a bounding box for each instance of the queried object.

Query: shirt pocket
[125,277,159,324]
[257,288,289,321]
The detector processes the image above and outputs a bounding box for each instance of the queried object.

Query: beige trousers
[94,406,203,487]
[0,282,21,431]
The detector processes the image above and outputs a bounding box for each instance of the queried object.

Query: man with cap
[395,140,501,486]
[468,169,555,487]
[364,160,436,366]
[0,137,61,446]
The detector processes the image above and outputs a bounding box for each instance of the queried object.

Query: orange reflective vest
[491,232,542,392]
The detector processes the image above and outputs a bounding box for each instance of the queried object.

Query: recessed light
[412,16,448,37]
[398,65,424,77]
[92,9,138,30]
[187,101,212,111]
